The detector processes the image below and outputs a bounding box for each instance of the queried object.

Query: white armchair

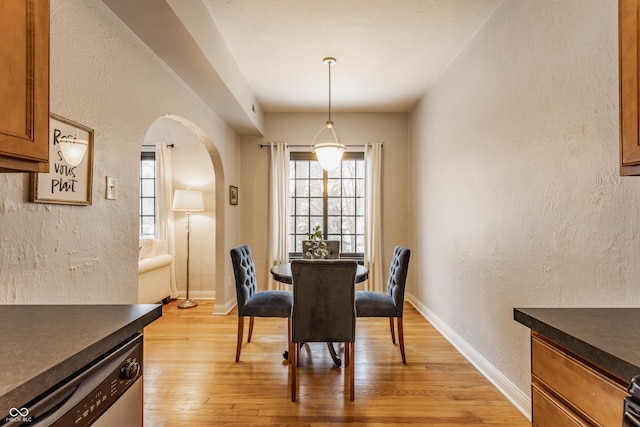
[138,238,173,304]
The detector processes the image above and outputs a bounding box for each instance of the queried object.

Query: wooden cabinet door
[0,0,49,172]
[620,0,640,175]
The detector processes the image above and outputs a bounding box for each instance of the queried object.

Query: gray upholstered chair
[355,245,411,363]
[289,259,358,401]
[230,245,293,362]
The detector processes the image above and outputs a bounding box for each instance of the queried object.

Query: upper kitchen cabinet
[0,0,49,173]
[620,0,640,175]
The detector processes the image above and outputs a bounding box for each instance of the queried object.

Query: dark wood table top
[270,262,369,285]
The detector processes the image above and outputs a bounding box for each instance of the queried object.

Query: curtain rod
[142,143,174,148]
[258,143,382,148]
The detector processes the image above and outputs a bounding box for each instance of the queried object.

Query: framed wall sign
[30,114,94,205]
[229,185,238,205]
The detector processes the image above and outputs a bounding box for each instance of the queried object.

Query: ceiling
[102,0,502,134]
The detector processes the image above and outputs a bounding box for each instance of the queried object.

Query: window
[289,152,365,259]
[140,152,156,238]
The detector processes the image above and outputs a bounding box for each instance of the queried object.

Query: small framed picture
[229,185,238,205]
[30,114,94,205]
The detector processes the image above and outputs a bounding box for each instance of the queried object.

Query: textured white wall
[239,112,409,290]
[0,0,239,304]
[409,0,636,414]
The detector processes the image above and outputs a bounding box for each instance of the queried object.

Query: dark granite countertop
[514,308,640,385]
[0,304,162,417]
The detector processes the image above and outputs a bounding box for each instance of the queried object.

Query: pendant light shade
[58,130,88,166]
[313,57,345,171]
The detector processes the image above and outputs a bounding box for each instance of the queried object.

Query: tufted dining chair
[355,245,411,363]
[230,245,293,362]
[289,259,358,401]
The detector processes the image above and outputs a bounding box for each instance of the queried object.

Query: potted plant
[304,225,328,259]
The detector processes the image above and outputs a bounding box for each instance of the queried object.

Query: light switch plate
[106,176,117,200]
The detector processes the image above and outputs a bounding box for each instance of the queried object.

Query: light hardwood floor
[142,300,530,426]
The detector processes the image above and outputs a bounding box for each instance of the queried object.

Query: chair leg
[287,317,292,363]
[389,318,396,344]
[247,316,255,342]
[344,342,350,367]
[291,341,297,401]
[235,316,244,362]
[398,317,406,364]
[349,342,355,401]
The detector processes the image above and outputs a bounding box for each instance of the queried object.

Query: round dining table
[270,262,369,285]
[270,261,368,367]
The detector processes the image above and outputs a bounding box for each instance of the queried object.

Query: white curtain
[364,143,384,292]
[268,142,290,290]
[156,143,178,298]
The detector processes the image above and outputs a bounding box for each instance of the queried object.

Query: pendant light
[58,130,88,166]
[313,57,345,171]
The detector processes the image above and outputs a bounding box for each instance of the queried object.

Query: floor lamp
[172,189,204,309]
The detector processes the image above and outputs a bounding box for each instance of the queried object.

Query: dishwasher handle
[625,411,640,427]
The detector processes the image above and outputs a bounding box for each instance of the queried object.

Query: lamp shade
[314,142,345,171]
[172,189,204,212]
[58,138,88,166]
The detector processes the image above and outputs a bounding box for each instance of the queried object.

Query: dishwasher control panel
[13,333,144,427]
[67,345,142,426]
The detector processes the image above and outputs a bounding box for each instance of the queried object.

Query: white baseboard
[212,298,236,315]
[175,290,216,301]
[405,293,532,421]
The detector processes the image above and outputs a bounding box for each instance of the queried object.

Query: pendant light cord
[328,60,332,122]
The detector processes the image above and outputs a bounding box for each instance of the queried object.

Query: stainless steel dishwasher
[2,333,144,427]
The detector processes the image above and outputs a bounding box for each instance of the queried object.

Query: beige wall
[0,0,241,304]
[408,0,633,416]
[239,112,409,289]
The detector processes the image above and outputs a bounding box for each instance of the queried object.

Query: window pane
[141,217,155,236]
[342,160,356,178]
[327,216,341,234]
[310,162,324,178]
[356,197,365,215]
[355,178,364,197]
[142,179,155,196]
[342,197,355,215]
[310,198,323,215]
[309,216,323,230]
[296,198,309,215]
[309,180,323,197]
[295,161,309,179]
[295,180,309,197]
[341,235,354,253]
[327,179,341,197]
[141,198,155,216]
[141,160,155,178]
[356,216,365,234]
[342,180,355,197]
[289,179,296,197]
[296,216,309,234]
[327,167,340,179]
[356,235,365,253]
[327,197,341,215]
[342,217,355,234]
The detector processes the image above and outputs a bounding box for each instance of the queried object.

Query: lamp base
[177,298,198,309]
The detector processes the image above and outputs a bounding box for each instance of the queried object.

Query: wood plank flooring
[142,300,530,426]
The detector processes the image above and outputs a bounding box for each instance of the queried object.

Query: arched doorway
[143,115,225,310]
